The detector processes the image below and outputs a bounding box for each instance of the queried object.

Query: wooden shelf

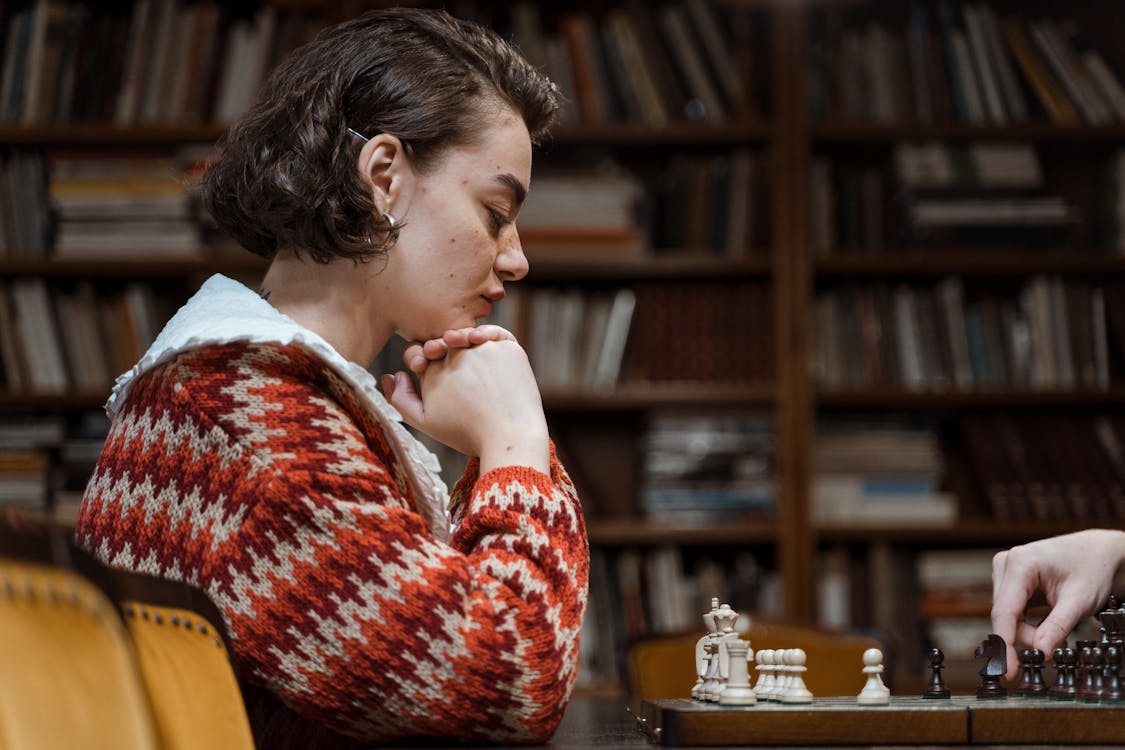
[0,392,108,409]
[543,383,775,411]
[817,519,1124,546]
[0,125,226,145]
[525,255,772,281]
[586,517,776,546]
[0,257,268,278]
[550,121,774,146]
[815,253,1125,278]
[0,121,774,148]
[816,388,1125,410]
[811,122,1125,144]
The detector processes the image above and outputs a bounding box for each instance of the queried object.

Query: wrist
[479,429,550,475]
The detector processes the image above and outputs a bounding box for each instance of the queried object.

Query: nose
[496,225,529,281]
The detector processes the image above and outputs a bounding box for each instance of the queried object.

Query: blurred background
[0,0,1122,698]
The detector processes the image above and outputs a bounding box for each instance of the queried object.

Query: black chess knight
[975,634,1007,699]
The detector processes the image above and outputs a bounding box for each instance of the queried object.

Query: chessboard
[639,696,1125,746]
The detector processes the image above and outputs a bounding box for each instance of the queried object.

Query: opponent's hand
[991,529,1125,679]
[403,325,517,375]
[381,337,548,474]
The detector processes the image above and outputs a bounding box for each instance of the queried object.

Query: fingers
[382,371,424,427]
[403,342,428,374]
[1032,596,1088,656]
[991,548,1031,680]
[404,325,519,374]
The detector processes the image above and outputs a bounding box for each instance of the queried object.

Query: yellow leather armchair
[0,558,159,750]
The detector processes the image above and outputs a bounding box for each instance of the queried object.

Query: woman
[75,8,588,747]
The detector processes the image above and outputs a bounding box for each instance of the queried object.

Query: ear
[356,133,413,215]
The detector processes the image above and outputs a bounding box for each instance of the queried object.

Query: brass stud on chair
[154,612,164,625]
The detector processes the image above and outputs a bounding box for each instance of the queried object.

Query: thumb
[385,371,425,428]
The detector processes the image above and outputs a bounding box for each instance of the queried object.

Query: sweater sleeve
[220,441,588,745]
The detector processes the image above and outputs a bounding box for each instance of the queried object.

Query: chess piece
[754,648,777,701]
[1083,644,1107,702]
[1102,642,1123,703]
[781,648,813,704]
[1048,646,1073,700]
[923,647,950,699]
[1013,648,1048,698]
[709,603,740,702]
[857,647,891,706]
[701,638,724,702]
[974,634,1007,699]
[692,598,720,699]
[719,638,757,706]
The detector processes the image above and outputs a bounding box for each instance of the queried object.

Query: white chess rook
[719,638,757,705]
[857,647,891,705]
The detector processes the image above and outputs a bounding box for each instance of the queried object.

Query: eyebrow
[495,173,527,207]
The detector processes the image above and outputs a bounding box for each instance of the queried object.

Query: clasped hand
[380,325,549,474]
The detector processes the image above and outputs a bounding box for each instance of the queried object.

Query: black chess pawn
[1081,644,1106,703]
[1023,648,1048,697]
[1048,646,1077,701]
[923,647,950,699]
[1013,648,1048,697]
[1102,642,1123,703]
[1075,640,1096,700]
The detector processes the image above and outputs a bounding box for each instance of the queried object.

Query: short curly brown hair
[201,8,559,263]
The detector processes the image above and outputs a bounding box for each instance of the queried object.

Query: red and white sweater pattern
[75,340,589,746]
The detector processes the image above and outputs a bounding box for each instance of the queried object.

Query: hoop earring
[383,211,398,228]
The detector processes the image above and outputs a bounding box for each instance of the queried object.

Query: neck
[258,252,390,366]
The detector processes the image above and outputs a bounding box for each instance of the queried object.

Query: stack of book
[813,419,956,526]
[517,170,644,256]
[639,411,775,525]
[50,155,202,259]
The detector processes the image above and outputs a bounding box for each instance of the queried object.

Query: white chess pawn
[857,647,891,705]
[754,648,777,701]
[719,638,757,705]
[773,649,792,699]
[781,648,813,703]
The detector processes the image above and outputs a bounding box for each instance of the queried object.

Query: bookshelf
[801,0,1125,692]
[2,0,1125,696]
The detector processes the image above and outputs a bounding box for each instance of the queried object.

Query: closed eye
[487,207,512,236]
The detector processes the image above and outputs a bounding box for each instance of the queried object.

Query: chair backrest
[0,521,159,750]
[628,619,885,700]
[113,572,255,750]
[0,507,254,750]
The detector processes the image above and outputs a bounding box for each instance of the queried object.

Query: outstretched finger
[1032,597,1089,658]
[465,324,516,345]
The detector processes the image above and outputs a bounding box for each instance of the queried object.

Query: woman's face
[380,109,533,341]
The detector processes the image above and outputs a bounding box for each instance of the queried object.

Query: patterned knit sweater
[74,276,589,747]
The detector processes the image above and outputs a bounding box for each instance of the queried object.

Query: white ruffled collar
[106,274,451,542]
